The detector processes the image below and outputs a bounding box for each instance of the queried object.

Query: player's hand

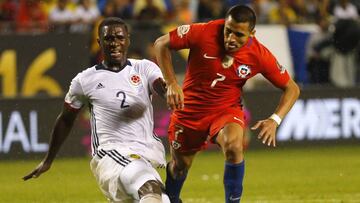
[251,119,278,147]
[22,161,51,181]
[166,82,184,110]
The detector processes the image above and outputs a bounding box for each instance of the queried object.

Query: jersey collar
[96,60,132,72]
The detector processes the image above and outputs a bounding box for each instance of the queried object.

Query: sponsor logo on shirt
[96,83,105,89]
[130,74,141,86]
[203,53,217,59]
[237,65,251,78]
[129,154,141,160]
[177,25,190,38]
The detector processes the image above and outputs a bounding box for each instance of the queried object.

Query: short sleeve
[259,46,290,88]
[169,23,206,50]
[141,60,164,93]
[64,74,86,109]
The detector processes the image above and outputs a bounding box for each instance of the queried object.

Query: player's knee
[171,161,189,179]
[138,180,162,199]
[223,137,243,153]
[139,180,171,203]
[224,142,243,162]
[173,167,188,179]
[222,124,244,162]
[119,159,162,200]
[172,153,194,171]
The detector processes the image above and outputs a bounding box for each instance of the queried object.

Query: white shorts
[90,148,164,203]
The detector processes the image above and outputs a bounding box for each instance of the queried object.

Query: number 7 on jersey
[211,73,226,88]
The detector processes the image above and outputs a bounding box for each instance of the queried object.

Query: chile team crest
[177,25,190,38]
[237,65,251,78]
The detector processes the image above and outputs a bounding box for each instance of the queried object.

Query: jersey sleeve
[142,60,164,94]
[169,23,206,50]
[258,45,290,88]
[64,74,86,110]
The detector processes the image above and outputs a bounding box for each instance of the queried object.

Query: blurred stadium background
[0,0,360,202]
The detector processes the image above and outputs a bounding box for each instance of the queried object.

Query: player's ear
[250,29,256,37]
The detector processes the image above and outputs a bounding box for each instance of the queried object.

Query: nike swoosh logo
[203,53,217,59]
[229,196,241,201]
[233,117,244,124]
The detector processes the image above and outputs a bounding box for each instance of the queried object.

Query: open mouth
[227,43,238,50]
[110,51,122,58]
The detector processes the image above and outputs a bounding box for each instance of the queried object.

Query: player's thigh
[91,155,164,202]
[90,156,132,203]
[216,122,244,149]
[168,116,209,153]
[209,107,245,147]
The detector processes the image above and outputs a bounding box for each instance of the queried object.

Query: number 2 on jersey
[211,73,226,88]
[116,91,130,108]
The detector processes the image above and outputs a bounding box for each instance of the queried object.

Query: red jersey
[169,19,290,125]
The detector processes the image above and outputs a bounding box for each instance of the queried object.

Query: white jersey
[65,59,166,168]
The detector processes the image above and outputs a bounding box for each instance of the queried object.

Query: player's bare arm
[22,105,80,181]
[152,77,167,99]
[154,34,184,110]
[251,78,300,147]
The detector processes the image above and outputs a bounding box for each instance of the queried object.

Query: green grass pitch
[1,144,359,203]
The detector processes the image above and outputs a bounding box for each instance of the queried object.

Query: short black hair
[98,17,129,37]
[226,5,256,31]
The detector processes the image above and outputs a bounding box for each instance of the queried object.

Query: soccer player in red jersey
[154,5,300,203]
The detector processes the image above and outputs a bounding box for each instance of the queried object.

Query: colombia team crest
[130,74,141,86]
[237,65,251,78]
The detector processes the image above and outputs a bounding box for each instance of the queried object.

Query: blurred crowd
[1,0,359,33]
[303,0,360,87]
[0,0,359,87]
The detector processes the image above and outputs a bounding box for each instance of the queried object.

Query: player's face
[99,24,130,66]
[224,16,254,52]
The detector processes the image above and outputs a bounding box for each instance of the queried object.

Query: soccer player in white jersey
[23,17,170,203]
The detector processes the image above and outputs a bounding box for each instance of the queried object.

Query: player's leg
[216,122,245,203]
[166,116,209,203]
[138,180,170,203]
[166,148,196,203]
[210,108,246,203]
[119,158,170,203]
[91,151,169,203]
[90,154,132,203]
[216,122,244,163]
